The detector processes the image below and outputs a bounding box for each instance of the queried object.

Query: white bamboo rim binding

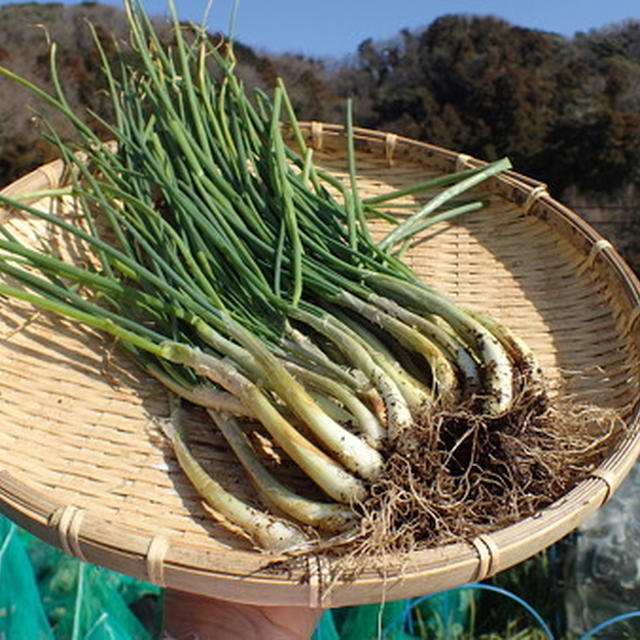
[0,124,639,606]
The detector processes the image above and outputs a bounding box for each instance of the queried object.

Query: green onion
[0,0,550,549]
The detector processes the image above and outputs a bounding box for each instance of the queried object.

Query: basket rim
[1,122,640,607]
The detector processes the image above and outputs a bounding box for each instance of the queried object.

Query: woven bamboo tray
[0,123,639,608]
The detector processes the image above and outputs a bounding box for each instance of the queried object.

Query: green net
[312,591,472,640]
[1,516,160,639]
[0,517,52,639]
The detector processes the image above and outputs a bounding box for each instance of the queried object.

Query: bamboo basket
[0,123,639,608]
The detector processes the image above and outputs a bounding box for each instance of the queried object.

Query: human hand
[162,588,323,640]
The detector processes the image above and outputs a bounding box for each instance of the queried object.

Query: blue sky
[1,0,639,58]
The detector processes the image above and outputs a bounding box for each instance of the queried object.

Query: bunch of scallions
[0,0,548,552]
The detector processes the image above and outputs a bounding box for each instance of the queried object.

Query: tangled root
[351,382,624,557]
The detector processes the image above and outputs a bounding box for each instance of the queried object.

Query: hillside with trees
[1,2,640,268]
[345,16,640,194]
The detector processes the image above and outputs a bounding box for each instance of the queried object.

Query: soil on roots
[351,382,624,557]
